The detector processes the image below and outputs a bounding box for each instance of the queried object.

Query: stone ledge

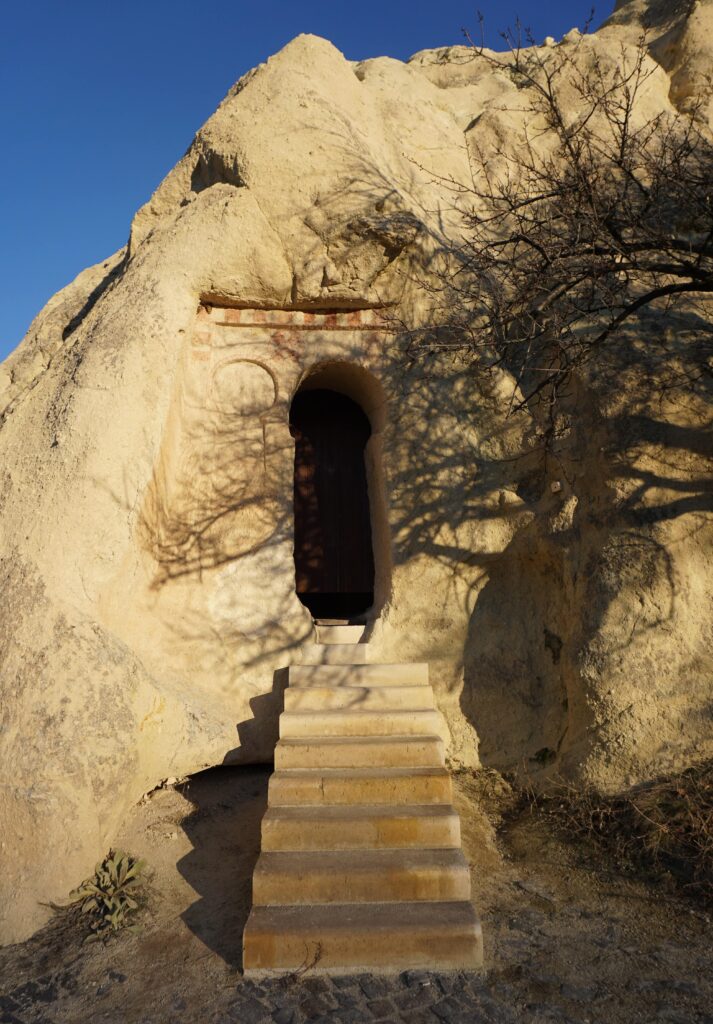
[198,305,398,331]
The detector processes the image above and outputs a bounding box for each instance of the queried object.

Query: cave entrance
[289,387,375,621]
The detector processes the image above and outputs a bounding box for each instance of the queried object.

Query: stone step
[280,708,445,740]
[300,643,368,665]
[260,804,461,851]
[314,624,365,645]
[288,663,429,687]
[243,645,480,977]
[252,848,471,905]
[243,901,483,974]
[275,735,445,770]
[284,684,435,712]
[269,767,453,806]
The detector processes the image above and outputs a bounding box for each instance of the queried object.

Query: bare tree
[412,24,713,416]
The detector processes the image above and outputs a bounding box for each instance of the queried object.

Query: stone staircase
[242,626,483,974]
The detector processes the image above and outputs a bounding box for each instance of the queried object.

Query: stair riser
[301,644,367,665]
[280,710,444,740]
[288,664,429,687]
[314,626,365,645]
[275,738,444,770]
[284,686,435,712]
[253,865,471,905]
[243,911,483,973]
[269,773,453,806]
[261,814,461,851]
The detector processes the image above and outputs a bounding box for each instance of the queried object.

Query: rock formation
[1,0,711,944]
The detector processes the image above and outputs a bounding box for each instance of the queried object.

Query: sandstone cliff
[1,0,711,944]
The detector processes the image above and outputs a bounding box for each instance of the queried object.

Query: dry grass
[519,761,713,905]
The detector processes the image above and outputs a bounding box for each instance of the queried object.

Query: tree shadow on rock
[459,321,713,784]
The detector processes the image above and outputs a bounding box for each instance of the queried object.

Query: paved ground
[1,766,711,1024]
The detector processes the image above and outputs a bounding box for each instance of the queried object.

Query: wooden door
[290,389,375,619]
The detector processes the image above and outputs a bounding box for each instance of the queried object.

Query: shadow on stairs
[242,626,483,975]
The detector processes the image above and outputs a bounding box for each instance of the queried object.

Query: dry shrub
[451,764,520,823]
[527,761,713,904]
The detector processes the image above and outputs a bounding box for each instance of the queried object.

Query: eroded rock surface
[1,0,712,944]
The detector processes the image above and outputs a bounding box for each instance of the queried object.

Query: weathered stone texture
[1,0,712,944]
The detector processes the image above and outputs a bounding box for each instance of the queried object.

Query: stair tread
[282,709,438,716]
[277,735,443,747]
[284,684,434,708]
[252,847,472,905]
[256,848,468,869]
[284,679,434,696]
[315,625,365,644]
[280,708,446,741]
[307,643,364,648]
[291,664,429,674]
[286,684,429,692]
[263,803,457,819]
[273,766,450,779]
[245,900,479,930]
[275,734,445,771]
[293,663,429,671]
[301,643,369,665]
[288,664,430,686]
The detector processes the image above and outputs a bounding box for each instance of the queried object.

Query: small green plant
[69,849,146,941]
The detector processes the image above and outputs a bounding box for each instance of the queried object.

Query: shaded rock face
[1,2,712,944]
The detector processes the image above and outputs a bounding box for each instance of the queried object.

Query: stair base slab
[243,901,483,975]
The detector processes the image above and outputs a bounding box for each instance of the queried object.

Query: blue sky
[0,0,605,361]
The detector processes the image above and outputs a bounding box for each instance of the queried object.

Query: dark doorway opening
[290,388,375,620]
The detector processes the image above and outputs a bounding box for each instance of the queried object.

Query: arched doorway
[290,387,375,621]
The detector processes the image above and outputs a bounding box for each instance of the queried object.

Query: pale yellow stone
[287,664,430,687]
[252,848,471,905]
[260,804,461,851]
[314,624,366,644]
[269,767,453,807]
[242,902,483,974]
[275,735,445,769]
[279,709,447,740]
[300,643,369,665]
[283,684,435,712]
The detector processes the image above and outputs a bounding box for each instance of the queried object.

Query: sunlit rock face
[1,0,712,944]
[605,0,713,122]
